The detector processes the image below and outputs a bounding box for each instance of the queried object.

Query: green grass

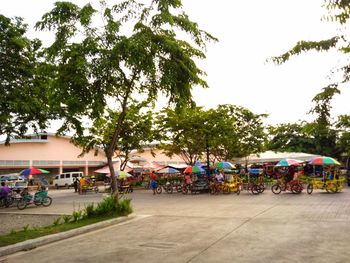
[0,213,119,247]
[0,196,132,247]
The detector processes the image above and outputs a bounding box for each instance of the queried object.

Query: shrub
[63,215,72,224]
[94,196,133,217]
[117,198,132,215]
[95,196,118,216]
[52,217,61,226]
[83,203,96,218]
[72,210,83,222]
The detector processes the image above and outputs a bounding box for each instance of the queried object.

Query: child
[150,173,158,195]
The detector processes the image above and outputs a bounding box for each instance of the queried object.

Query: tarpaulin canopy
[234,151,320,164]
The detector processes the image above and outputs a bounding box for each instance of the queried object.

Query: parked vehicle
[307,168,345,194]
[53,172,83,189]
[17,190,52,210]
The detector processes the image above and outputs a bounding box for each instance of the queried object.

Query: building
[0,133,106,176]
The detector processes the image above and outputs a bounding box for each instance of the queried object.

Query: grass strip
[0,213,119,247]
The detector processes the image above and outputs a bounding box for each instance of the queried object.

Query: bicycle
[271,179,303,194]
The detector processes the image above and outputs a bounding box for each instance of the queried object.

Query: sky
[2,0,350,127]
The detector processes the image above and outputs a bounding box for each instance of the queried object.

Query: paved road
[1,187,350,262]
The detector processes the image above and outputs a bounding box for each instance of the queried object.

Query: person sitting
[20,188,33,201]
[214,170,224,193]
[0,182,10,201]
[36,182,46,192]
[285,166,295,184]
[184,173,192,186]
[215,171,224,183]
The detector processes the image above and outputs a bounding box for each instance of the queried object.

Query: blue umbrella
[194,161,202,167]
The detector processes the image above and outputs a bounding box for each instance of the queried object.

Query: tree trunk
[107,155,118,199]
[106,90,131,199]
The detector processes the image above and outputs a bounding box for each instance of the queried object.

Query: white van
[53,172,83,189]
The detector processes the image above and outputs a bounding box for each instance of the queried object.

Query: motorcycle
[17,190,52,210]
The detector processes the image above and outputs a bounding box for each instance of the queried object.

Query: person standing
[150,172,158,195]
[73,176,79,193]
[79,176,86,194]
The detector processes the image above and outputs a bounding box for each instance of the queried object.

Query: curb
[0,214,135,257]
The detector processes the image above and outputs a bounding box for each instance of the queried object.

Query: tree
[304,85,340,157]
[267,122,315,153]
[221,105,267,160]
[271,2,350,88]
[156,106,208,165]
[336,114,350,156]
[36,0,217,195]
[113,103,155,170]
[269,1,349,158]
[72,101,155,171]
[267,86,341,157]
[157,104,267,165]
[0,15,51,144]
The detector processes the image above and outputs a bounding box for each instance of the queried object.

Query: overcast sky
[2,0,350,127]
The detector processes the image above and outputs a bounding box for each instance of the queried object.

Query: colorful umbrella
[275,159,303,167]
[183,165,205,174]
[309,156,340,166]
[156,167,180,174]
[114,171,133,179]
[214,162,236,169]
[18,168,50,177]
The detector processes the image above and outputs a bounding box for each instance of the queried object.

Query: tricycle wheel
[291,184,302,194]
[156,186,162,194]
[271,184,281,195]
[94,187,99,193]
[235,188,240,195]
[223,185,230,194]
[251,185,260,195]
[258,184,265,193]
[165,185,173,194]
[17,199,27,210]
[176,185,182,193]
[42,196,52,207]
[329,183,338,193]
[307,184,313,194]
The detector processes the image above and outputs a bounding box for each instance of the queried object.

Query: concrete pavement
[1,188,350,262]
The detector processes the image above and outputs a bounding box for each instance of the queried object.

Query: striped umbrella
[214,162,236,169]
[309,156,340,165]
[275,159,303,167]
[183,165,205,174]
[19,168,50,177]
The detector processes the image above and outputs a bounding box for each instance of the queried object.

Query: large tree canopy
[157,104,266,164]
[36,0,217,194]
[0,15,51,144]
